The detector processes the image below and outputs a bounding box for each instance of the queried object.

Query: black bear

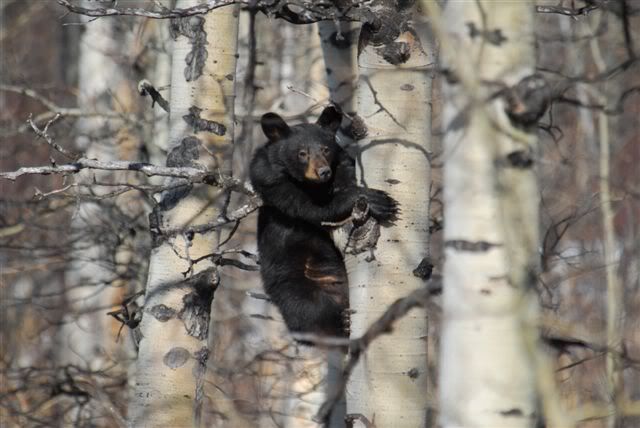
[250,106,399,341]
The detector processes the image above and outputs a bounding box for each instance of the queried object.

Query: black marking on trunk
[149,304,176,322]
[506,151,534,168]
[400,84,415,91]
[148,208,163,248]
[445,240,502,252]
[160,136,203,211]
[183,106,227,136]
[377,41,411,64]
[466,22,507,46]
[412,257,433,280]
[178,268,219,340]
[163,347,190,369]
[167,136,201,167]
[500,408,524,417]
[429,217,443,234]
[326,29,356,50]
[193,346,210,426]
[505,74,551,128]
[170,16,208,82]
[407,367,420,379]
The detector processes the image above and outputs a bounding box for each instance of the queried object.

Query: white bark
[434,2,540,427]
[318,20,359,149]
[318,21,358,111]
[345,8,435,427]
[589,28,624,427]
[129,2,239,426]
[61,8,125,368]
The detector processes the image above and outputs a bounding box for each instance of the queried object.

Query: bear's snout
[317,166,332,180]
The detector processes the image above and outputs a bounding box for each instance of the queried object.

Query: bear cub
[250,106,399,341]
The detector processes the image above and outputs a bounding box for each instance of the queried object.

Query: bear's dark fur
[250,106,399,341]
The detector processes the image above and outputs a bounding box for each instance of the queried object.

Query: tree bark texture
[435,2,540,427]
[128,1,239,426]
[345,3,435,426]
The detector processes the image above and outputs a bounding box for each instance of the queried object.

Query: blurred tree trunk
[432,2,540,427]
[128,1,239,426]
[61,8,145,424]
[345,3,435,426]
[589,23,624,427]
[58,4,140,369]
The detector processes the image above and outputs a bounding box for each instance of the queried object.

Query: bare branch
[1,158,206,182]
[138,79,170,113]
[315,279,442,423]
[56,0,376,25]
[56,0,239,19]
[0,83,135,136]
[161,199,261,237]
[27,114,79,160]
[536,4,600,17]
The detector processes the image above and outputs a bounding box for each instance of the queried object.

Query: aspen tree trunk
[345,4,435,426]
[433,2,539,427]
[129,2,238,426]
[62,11,146,424]
[59,11,124,425]
[58,5,137,369]
[318,21,358,112]
[318,21,359,428]
[148,6,173,168]
[319,20,359,152]
[280,24,315,112]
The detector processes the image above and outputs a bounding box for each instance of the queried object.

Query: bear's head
[261,106,342,184]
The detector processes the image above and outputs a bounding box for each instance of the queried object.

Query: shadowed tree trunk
[128,1,239,426]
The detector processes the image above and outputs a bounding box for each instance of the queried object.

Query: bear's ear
[316,105,342,133]
[261,113,290,141]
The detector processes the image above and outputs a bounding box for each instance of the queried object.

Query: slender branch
[536,4,600,17]
[1,158,205,182]
[0,83,136,136]
[27,114,79,160]
[138,80,170,113]
[56,0,239,19]
[161,199,261,237]
[315,279,442,423]
[56,0,375,24]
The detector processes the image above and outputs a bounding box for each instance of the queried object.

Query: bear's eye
[321,146,331,155]
[298,150,308,160]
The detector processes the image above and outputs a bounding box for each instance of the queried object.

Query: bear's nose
[317,166,332,180]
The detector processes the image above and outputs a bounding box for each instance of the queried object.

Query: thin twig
[315,280,442,423]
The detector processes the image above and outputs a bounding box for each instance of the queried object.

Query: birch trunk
[434,2,539,426]
[318,20,359,150]
[318,21,358,111]
[345,4,435,426]
[128,2,238,426]
[61,0,148,367]
[318,20,359,428]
